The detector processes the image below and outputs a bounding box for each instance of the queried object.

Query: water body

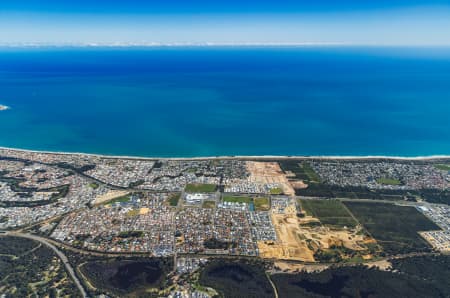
[0,46,449,157]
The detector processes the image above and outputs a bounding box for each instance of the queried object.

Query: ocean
[0,46,449,157]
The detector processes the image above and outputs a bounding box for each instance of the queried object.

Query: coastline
[1,146,449,161]
[0,105,10,111]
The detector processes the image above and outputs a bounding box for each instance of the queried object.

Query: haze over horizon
[1,0,450,46]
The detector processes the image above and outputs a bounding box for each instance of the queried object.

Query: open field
[202,200,216,209]
[222,196,252,203]
[93,190,130,205]
[185,183,216,193]
[434,164,450,171]
[376,177,402,185]
[254,197,270,211]
[300,199,357,228]
[269,187,283,195]
[344,202,440,255]
[103,194,131,205]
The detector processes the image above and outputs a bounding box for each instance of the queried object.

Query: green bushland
[376,178,402,185]
[203,238,236,250]
[344,202,440,255]
[272,256,450,298]
[199,259,274,298]
[202,200,216,209]
[254,197,270,211]
[300,199,357,228]
[167,193,181,206]
[223,196,253,203]
[0,184,70,208]
[295,183,450,205]
[185,183,217,193]
[0,236,79,297]
[118,230,144,238]
[80,258,172,297]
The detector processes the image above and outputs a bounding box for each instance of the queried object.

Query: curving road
[2,232,87,298]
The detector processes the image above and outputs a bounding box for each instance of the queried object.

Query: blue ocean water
[0,47,449,157]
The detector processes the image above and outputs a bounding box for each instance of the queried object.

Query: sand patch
[274,262,330,273]
[93,190,129,205]
[247,161,295,195]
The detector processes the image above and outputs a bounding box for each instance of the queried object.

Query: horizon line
[1,42,450,48]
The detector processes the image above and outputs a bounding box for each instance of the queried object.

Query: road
[2,232,87,298]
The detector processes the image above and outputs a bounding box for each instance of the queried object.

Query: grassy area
[302,162,321,182]
[126,209,141,217]
[434,164,450,171]
[254,197,270,211]
[278,160,321,183]
[223,196,253,204]
[88,182,99,189]
[344,202,440,255]
[185,183,217,193]
[167,193,181,207]
[376,178,402,186]
[202,201,216,209]
[104,194,131,205]
[300,199,357,228]
[269,187,283,195]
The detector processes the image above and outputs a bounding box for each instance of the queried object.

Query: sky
[1,0,450,45]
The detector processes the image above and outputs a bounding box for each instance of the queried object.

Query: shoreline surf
[1,146,449,161]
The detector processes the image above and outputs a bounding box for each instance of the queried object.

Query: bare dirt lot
[247,161,295,195]
[258,199,377,262]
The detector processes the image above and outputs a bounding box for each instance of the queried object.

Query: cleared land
[259,200,315,262]
[300,199,357,228]
[185,183,216,193]
[259,198,373,263]
[344,202,440,255]
[247,161,295,195]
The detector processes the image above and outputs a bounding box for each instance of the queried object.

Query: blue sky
[1,0,450,45]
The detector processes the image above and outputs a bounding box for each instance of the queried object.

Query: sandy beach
[0,146,449,162]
